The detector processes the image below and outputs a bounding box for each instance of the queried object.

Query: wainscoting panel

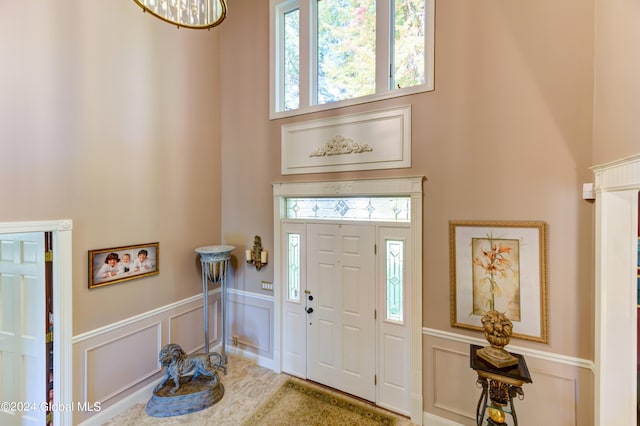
[228,289,273,357]
[516,367,577,425]
[424,329,594,426]
[72,293,219,424]
[84,323,161,404]
[73,289,276,424]
[168,297,220,354]
[431,346,477,420]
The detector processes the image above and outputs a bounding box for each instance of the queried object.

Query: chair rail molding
[424,327,594,371]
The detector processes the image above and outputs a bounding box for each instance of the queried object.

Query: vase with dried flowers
[473,235,518,368]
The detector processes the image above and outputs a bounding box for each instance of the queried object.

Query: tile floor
[102,355,413,425]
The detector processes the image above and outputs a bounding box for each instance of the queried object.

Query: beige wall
[2,0,625,423]
[221,0,595,352]
[220,0,596,423]
[0,2,222,334]
[593,0,640,163]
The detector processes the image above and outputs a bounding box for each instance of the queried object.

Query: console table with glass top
[470,344,532,426]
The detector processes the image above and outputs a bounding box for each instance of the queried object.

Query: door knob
[306,307,314,314]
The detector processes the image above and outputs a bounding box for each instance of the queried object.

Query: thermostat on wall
[582,182,595,200]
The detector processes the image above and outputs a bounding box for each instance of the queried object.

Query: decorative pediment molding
[281,105,411,174]
[309,136,373,157]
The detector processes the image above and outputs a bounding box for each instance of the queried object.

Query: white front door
[306,223,376,401]
[0,232,46,426]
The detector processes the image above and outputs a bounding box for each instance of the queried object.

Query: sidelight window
[385,239,404,322]
[288,233,301,301]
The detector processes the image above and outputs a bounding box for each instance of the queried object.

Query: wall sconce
[245,235,268,271]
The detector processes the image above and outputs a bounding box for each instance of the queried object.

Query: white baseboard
[77,381,156,426]
[423,412,463,426]
[225,345,275,370]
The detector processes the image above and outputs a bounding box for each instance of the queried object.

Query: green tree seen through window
[275,0,430,114]
[317,0,376,104]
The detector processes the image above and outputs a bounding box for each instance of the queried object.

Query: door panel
[0,233,46,426]
[377,226,411,415]
[317,319,335,367]
[307,223,375,401]
[281,223,307,377]
[343,325,361,374]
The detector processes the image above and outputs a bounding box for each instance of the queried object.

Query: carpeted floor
[242,379,398,425]
[103,355,413,425]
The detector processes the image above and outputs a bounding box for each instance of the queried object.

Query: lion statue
[154,343,222,394]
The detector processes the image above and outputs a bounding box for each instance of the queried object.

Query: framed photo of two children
[449,221,548,343]
[88,242,159,289]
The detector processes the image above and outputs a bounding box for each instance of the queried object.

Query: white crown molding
[592,152,640,191]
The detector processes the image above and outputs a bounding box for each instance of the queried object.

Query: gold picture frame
[89,242,159,289]
[449,221,548,343]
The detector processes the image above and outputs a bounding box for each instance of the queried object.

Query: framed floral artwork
[449,221,548,343]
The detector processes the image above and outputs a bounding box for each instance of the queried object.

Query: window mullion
[376,0,391,93]
[424,0,435,91]
[304,0,315,107]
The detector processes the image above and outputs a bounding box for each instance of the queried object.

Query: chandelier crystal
[133,0,226,29]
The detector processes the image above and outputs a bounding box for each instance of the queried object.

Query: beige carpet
[242,379,397,425]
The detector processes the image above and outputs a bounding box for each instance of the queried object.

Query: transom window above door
[285,197,411,222]
[270,0,435,118]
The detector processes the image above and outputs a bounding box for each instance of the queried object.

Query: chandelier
[133,0,227,30]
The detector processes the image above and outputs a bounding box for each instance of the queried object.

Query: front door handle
[306,307,314,314]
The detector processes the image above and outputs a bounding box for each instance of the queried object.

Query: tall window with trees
[271,0,434,118]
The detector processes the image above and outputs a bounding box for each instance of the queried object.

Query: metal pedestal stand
[195,245,234,374]
[470,344,532,426]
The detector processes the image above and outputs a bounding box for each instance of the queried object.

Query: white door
[306,223,376,401]
[0,232,46,426]
[377,226,412,415]
[281,223,307,378]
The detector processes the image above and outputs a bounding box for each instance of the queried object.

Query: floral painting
[472,235,521,320]
[450,221,548,343]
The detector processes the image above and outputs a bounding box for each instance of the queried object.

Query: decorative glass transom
[286,197,410,222]
[386,240,404,322]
